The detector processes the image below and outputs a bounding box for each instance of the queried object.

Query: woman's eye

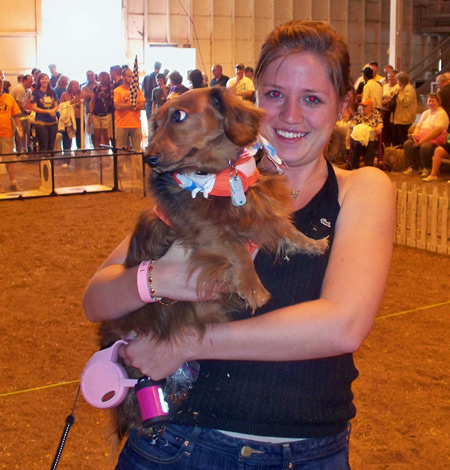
[267,90,282,98]
[172,110,187,122]
[306,95,320,104]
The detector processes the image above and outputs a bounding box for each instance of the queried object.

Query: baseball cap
[235,63,244,70]
[360,98,374,106]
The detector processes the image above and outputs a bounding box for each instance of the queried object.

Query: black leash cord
[50,385,80,470]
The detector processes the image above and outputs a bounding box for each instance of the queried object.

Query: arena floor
[0,170,449,469]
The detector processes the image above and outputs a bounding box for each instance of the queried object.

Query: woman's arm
[82,238,209,322]
[120,167,396,379]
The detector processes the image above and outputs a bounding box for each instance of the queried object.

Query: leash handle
[50,414,74,470]
[50,385,80,469]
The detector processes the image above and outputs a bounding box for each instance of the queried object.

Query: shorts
[92,114,112,131]
[441,142,450,155]
[0,137,15,156]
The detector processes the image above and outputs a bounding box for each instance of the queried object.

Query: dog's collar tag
[229,174,247,206]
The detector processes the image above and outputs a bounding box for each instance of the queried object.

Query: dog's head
[146,87,264,174]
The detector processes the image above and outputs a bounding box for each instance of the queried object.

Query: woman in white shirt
[403,93,449,177]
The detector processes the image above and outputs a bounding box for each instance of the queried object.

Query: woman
[391,71,417,147]
[53,75,69,103]
[380,69,399,146]
[187,69,204,89]
[403,93,449,177]
[83,21,395,469]
[349,97,383,168]
[60,80,84,152]
[30,73,58,152]
[88,71,113,149]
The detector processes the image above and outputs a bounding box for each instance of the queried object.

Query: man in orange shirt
[114,67,145,152]
[113,67,145,189]
[0,77,23,192]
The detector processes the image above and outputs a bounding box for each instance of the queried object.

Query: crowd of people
[337,61,450,182]
[0,60,259,192]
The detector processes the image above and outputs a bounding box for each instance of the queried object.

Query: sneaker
[421,169,430,177]
[9,183,23,192]
[403,167,419,176]
[423,175,438,182]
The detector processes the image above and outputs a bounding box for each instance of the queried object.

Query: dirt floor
[0,168,449,469]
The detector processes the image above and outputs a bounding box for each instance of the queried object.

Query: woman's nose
[280,99,304,124]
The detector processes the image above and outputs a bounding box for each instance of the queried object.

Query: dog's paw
[238,281,270,314]
[282,233,329,257]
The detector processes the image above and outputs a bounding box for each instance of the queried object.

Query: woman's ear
[209,87,264,147]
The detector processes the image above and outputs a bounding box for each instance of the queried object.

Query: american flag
[129,55,139,109]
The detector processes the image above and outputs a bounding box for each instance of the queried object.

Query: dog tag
[229,175,246,206]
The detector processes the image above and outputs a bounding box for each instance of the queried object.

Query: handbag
[387,92,398,112]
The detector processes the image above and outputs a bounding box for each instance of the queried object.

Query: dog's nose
[144,153,161,167]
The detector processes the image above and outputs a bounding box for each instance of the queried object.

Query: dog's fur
[100,87,329,439]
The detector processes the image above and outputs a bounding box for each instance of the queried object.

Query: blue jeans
[115,424,351,469]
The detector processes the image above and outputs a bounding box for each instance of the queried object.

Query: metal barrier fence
[0,148,144,200]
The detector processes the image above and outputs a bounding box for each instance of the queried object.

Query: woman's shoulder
[333,165,394,207]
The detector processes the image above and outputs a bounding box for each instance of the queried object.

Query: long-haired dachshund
[100,87,328,439]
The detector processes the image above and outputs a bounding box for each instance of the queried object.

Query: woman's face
[256,52,340,167]
[428,96,439,111]
[40,74,50,89]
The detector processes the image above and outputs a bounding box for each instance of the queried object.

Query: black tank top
[173,159,358,438]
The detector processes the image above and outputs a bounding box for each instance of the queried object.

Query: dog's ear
[209,87,264,147]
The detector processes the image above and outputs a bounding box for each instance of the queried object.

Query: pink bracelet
[137,260,155,303]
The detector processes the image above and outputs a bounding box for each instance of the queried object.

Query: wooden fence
[394,182,450,254]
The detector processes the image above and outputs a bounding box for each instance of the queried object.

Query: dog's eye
[172,110,187,123]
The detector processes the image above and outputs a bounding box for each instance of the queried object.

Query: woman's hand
[119,327,200,380]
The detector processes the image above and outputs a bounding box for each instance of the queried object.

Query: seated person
[403,93,449,177]
[349,98,383,169]
[423,136,450,182]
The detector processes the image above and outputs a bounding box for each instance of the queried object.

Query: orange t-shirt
[113,85,144,128]
[0,93,21,138]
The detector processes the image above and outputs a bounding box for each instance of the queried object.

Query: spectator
[187,69,203,89]
[89,71,113,149]
[226,63,255,100]
[11,73,33,152]
[142,61,161,123]
[350,97,383,169]
[202,72,209,87]
[30,67,41,90]
[436,73,450,122]
[48,64,62,88]
[54,75,69,103]
[380,64,394,86]
[369,61,383,82]
[60,80,85,158]
[391,71,417,147]
[0,76,23,192]
[110,65,123,89]
[423,139,450,182]
[380,69,399,146]
[166,71,189,100]
[403,92,449,177]
[151,73,168,114]
[114,66,145,152]
[210,64,229,87]
[30,73,58,153]
[245,66,254,80]
[360,67,382,109]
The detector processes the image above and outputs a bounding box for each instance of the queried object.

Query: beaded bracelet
[148,258,177,306]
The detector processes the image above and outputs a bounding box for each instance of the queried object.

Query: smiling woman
[40,0,125,81]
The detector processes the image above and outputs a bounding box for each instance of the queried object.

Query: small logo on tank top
[320,218,331,228]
